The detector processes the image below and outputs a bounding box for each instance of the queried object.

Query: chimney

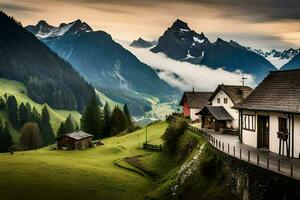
[192,87,194,93]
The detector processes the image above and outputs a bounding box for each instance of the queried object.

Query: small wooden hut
[56,131,93,150]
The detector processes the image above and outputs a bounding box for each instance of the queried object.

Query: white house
[234,69,300,158]
[198,84,253,132]
[179,91,212,121]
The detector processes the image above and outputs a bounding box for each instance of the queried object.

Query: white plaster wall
[293,115,300,158]
[242,110,257,148]
[190,108,201,121]
[211,90,239,128]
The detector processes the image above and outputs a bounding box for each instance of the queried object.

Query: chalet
[198,84,253,132]
[179,90,213,121]
[234,69,300,158]
[56,131,93,150]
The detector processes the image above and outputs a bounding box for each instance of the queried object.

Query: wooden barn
[56,131,93,150]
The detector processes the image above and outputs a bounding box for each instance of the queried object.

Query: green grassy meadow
[0,78,82,140]
[0,122,177,200]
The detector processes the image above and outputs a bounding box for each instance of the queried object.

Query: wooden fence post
[233,146,235,156]
[278,160,281,172]
[257,154,259,165]
[291,163,293,177]
[222,142,224,151]
[240,148,242,159]
[228,143,230,154]
[267,158,269,169]
[248,151,250,162]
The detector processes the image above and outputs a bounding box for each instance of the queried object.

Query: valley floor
[0,122,176,200]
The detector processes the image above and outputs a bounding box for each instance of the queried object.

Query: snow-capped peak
[250,48,300,69]
[27,19,93,39]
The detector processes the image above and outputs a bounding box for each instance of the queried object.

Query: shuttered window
[242,114,255,131]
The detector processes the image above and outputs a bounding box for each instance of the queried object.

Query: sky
[1,0,300,50]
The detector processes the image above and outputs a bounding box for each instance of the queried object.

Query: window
[242,114,255,131]
[217,98,220,103]
[278,117,288,133]
[224,98,228,104]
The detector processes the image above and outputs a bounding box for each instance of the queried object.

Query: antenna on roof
[241,75,247,87]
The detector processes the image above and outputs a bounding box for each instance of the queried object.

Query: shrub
[19,122,42,150]
[162,120,188,155]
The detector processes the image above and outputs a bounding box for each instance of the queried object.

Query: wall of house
[190,108,201,121]
[293,114,300,158]
[241,111,300,158]
[183,101,190,117]
[211,90,239,129]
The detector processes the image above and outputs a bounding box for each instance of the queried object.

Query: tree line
[0,94,137,152]
[80,95,135,139]
[0,94,55,150]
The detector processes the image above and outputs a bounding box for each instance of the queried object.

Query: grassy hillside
[0,121,176,200]
[0,78,81,140]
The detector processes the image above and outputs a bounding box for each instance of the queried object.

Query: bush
[19,122,42,150]
[162,120,188,155]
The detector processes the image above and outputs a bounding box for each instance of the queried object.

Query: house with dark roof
[234,69,300,158]
[179,90,213,121]
[56,131,93,150]
[198,84,253,132]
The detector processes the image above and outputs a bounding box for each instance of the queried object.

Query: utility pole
[241,75,247,88]
[145,125,148,144]
[241,75,247,99]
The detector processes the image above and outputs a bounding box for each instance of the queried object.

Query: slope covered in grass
[0,78,81,139]
[0,122,177,200]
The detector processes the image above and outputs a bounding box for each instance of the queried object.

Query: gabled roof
[234,69,300,114]
[57,131,93,140]
[209,84,253,105]
[197,106,234,121]
[179,91,213,109]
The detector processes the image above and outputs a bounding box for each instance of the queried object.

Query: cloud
[0,2,40,13]
[122,43,256,92]
[47,0,300,22]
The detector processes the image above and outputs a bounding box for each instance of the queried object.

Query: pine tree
[19,103,30,127]
[64,114,75,134]
[102,103,112,138]
[0,96,6,110]
[57,122,65,137]
[80,95,103,139]
[0,118,13,152]
[2,122,13,152]
[39,106,55,146]
[7,95,19,129]
[31,107,40,123]
[110,106,127,135]
[123,104,134,132]
[19,122,42,150]
[25,102,32,121]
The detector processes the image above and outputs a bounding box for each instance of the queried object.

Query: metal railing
[187,125,299,180]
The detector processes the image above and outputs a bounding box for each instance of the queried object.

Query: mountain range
[0,12,95,112]
[281,52,300,70]
[150,19,277,81]
[250,48,300,69]
[26,20,177,116]
[130,38,156,48]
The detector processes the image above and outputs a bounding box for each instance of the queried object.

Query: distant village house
[234,70,300,158]
[198,84,253,132]
[179,90,212,121]
[56,131,93,150]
